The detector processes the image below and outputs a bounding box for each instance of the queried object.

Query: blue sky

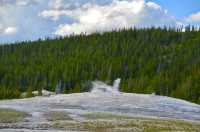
[0,0,200,44]
[152,0,200,19]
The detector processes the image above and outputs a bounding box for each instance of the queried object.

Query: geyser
[91,78,121,94]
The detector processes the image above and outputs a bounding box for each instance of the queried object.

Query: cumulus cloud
[48,0,64,9]
[146,1,161,10]
[39,0,177,36]
[4,27,17,35]
[0,25,17,35]
[0,0,41,6]
[0,0,189,43]
[16,0,31,6]
[39,10,71,21]
[186,12,200,22]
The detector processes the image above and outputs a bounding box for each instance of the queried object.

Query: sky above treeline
[0,0,200,44]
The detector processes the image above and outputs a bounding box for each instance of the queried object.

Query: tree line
[0,27,199,104]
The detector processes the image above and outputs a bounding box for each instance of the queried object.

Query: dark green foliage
[38,87,43,96]
[0,87,21,100]
[26,86,33,98]
[81,81,93,92]
[0,28,200,104]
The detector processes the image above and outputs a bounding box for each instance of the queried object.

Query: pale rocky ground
[0,80,200,132]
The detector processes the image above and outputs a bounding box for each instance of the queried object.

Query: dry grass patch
[0,108,27,123]
[45,111,73,121]
[52,112,200,132]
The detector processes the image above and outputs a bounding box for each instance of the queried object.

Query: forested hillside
[0,28,199,104]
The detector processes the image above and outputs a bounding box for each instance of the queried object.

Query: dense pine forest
[0,27,199,104]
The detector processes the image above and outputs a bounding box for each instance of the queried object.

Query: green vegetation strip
[82,112,134,120]
[0,108,27,123]
[45,111,73,121]
[52,112,200,132]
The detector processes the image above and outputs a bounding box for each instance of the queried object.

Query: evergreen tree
[0,27,199,104]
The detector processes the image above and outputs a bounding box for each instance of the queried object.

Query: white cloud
[16,0,30,6]
[0,24,3,33]
[39,10,71,21]
[4,27,17,35]
[146,2,161,10]
[0,0,184,43]
[186,12,200,22]
[48,0,64,9]
[0,25,17,35]
[39,0,177,36]
[0,0,39,6]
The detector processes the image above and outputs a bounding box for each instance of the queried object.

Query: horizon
[0,26,199,45]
